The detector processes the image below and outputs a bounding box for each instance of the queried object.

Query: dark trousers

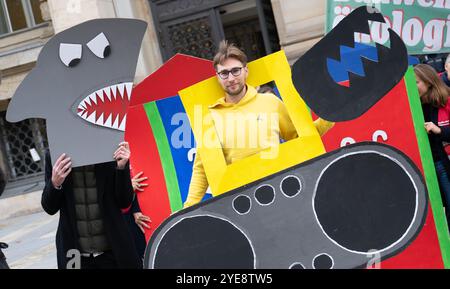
[80,251,117,269]
[123,212,146,260]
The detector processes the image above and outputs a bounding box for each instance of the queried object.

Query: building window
[0,0,46,36]
[0,112,48,183]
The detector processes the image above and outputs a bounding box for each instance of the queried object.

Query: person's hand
[133,212,151,233]
[425,122,442,134]
[51,153,72,189]
[114,142,130,169]
[132,171,148,192]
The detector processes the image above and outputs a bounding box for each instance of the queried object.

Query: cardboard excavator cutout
[7,7,448,269]
[125,6,447,268]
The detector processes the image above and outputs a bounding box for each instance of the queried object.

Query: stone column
[271,0,326,63]
[46,0,117,33]
[115,0,164,82]
[46,0,163,82]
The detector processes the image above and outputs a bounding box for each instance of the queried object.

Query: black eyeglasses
[217,67,244,79]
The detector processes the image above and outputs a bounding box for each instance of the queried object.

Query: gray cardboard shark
[6,18,147,167]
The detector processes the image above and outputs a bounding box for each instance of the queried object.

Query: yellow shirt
[184,85,334,207]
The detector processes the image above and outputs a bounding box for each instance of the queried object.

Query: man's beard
[226,83,245,96]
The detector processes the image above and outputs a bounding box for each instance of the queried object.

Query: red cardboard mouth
[77,82,132,131]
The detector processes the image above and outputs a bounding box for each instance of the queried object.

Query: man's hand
[132,171,148,192]
[51,153,72,189]
[425,122,442,135]
[114,142,130,169]
[133,212,151,233]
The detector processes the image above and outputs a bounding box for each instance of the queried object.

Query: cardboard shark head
[6,18,147,167]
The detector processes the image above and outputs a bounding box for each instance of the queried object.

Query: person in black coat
[415,64,450,227]
[122,195,148,261]
[42,142,141,269]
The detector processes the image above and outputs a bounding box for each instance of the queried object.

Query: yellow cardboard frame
[179,51,325,196]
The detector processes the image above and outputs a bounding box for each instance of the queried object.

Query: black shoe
[0,242,10,269]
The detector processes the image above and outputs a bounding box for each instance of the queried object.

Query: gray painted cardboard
[6,18,147,167]
[145,142,427,269]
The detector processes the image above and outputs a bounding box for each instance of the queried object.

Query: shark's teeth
[125,83,133,100]
[89,93,97,105]
[112,116,119,130]
[111,85,117,99]
[96,91,104,102]
[118,115,126,131]
[104,114,112,127]
[86,111,96,124]
[104,88,111,101]
[117,83,125,99]
[77,82,133,131]
[95,113,104,125]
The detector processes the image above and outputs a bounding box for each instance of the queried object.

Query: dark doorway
[149,0,280,62]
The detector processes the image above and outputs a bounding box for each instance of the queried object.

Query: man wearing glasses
[184,40,333,208]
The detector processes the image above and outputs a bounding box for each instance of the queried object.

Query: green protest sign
[326,0,450,54]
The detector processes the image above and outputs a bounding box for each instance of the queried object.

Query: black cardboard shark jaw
[292,5,408,122]
[144,142,427,269]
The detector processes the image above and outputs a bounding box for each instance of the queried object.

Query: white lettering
[402,17,423,46]
[423,19,446,52]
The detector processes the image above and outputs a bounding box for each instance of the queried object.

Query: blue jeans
[435,160,450,216]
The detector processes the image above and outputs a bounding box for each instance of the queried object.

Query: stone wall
[271,0,326,64]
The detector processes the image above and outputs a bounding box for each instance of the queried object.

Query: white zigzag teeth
[117,83,125,99]
[96,113,104,126]
[112,116,119,130]
[104,114,112,128]
[86,111,96,124]
[125,83,133,100]
[84,97,91,107]
[110,85,116,99]
[104,88,111,101]
[96,91,104,102]
[77,82,133,130]
[89,93,97,105]
[118,115,126,131]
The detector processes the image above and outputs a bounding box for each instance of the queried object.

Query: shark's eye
[59,43,82,67]
[87,32,111,59]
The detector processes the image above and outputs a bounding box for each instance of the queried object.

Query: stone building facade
[0,0,326,186]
